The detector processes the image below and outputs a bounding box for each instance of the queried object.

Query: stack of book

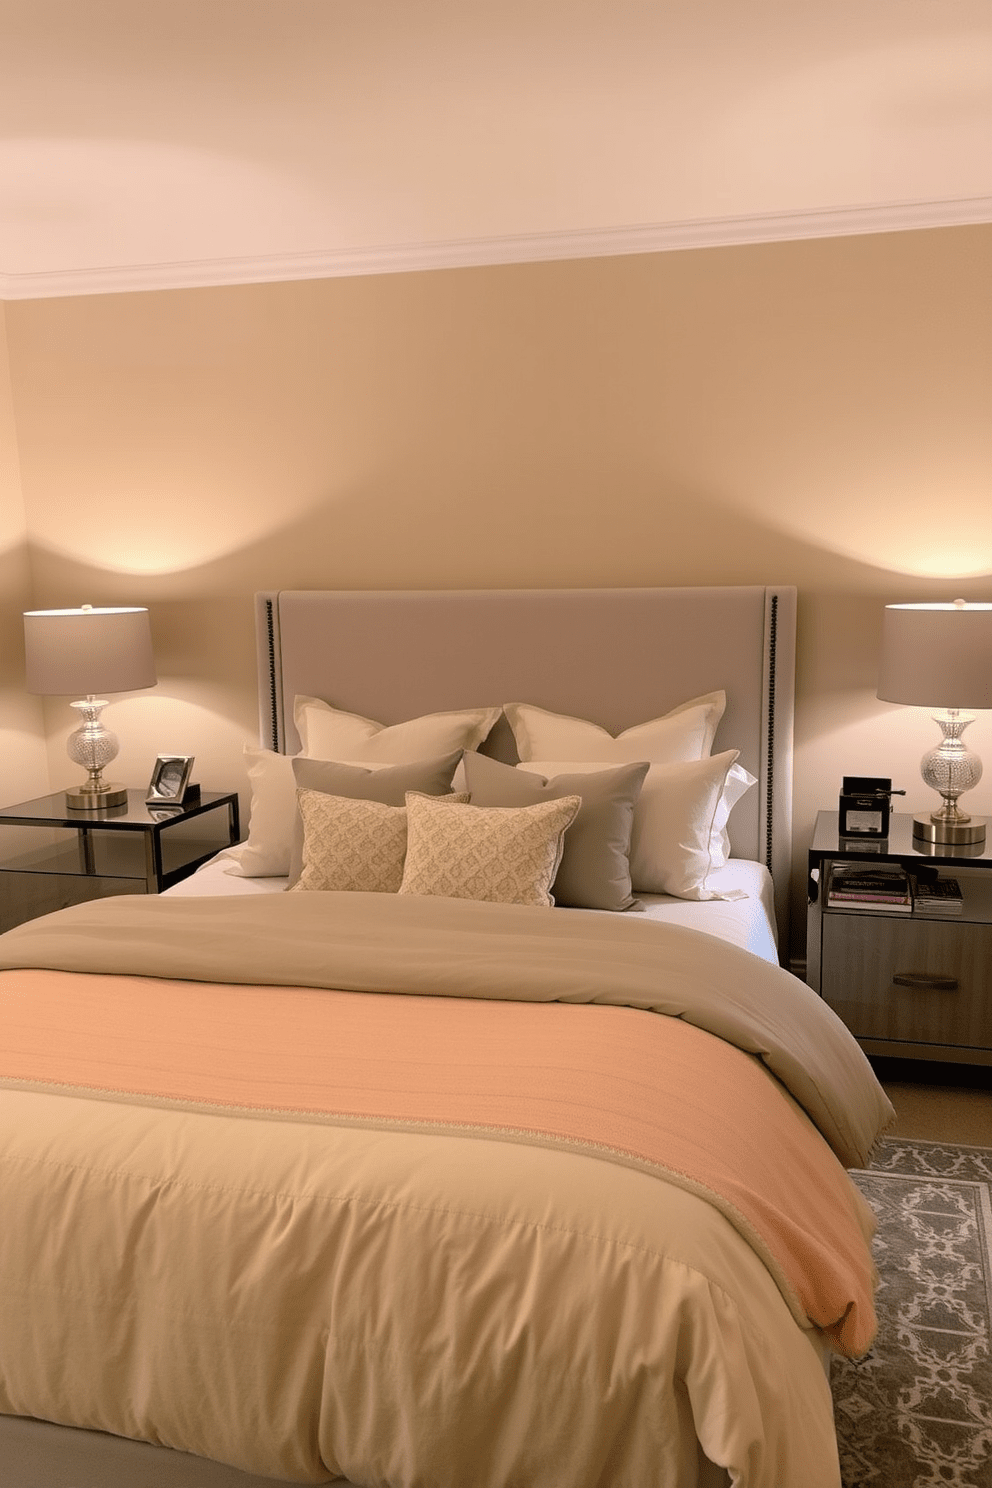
[911,875,964,916]
[826,862,912,912]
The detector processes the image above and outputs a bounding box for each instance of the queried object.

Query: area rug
[833,1138,992,1487]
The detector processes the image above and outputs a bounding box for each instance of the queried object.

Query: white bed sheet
[166,853,781,964]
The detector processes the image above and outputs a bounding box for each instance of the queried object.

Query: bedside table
[807,811,992,1066]
[0,789,241,933]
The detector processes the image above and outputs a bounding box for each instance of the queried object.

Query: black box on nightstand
[838,776,893,838]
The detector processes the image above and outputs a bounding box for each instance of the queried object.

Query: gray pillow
[288,751,463,885]
[462,751,648,911]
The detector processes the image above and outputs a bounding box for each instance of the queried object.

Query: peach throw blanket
[2,947,877,1356]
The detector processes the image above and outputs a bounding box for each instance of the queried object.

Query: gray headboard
[255,587,796,944]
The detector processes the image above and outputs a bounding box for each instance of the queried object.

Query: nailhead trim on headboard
[264,597,280,754]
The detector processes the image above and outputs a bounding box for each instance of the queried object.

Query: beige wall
[4,223,991,958]
[0,304,48,804]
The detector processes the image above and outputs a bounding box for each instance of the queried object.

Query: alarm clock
[838,776,901,838]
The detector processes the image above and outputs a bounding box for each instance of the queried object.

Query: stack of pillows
[223,692,755,911]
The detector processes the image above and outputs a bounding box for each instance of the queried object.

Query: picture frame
[146,754,196,807]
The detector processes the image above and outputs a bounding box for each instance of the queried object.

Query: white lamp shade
[24,606,157,697]
[877,601,992,710]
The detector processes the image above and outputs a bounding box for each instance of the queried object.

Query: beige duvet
[0,893,894,1488]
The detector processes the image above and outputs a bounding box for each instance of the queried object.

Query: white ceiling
[1,0,991,300]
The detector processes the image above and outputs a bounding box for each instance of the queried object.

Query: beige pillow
[295,697,501,762]
[399,791,581,908]
[518,751,750,900]
[290,791,410,894]
[288,752,463,884]
[291,787,470,894]
[504,692,725,766]
[462,751,647,911]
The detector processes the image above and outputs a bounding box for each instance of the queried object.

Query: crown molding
[2,194,991,301]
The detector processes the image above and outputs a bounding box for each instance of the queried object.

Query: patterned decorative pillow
[290,788,470,894]
[290,791,409,894]
[399,791,581,908]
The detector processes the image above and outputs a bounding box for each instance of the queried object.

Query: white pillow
[295,698,501,762]
[504,692,725,766]
[708,761,758,869]
[225,746,297,878]
[398,791,581,908]
[517,751,753,900]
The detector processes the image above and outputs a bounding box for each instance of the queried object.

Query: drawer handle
[893,971,959,991]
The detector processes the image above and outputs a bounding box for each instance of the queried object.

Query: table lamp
[23,604,157,811]
[877,599,992,846]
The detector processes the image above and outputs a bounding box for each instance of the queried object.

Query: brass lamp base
[65,782,129,811]
[913,813,987,847]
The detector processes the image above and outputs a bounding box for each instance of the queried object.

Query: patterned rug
[834,1138,992,1487]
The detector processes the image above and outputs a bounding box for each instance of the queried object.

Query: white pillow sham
[517,751,754,900]
[295,697,501,763]
[225,747,297,878]
[504,692,725,766]
[708,761,758,869]
[399,791,581,908]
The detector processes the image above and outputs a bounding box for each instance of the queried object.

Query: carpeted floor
[834,1138,992,1488]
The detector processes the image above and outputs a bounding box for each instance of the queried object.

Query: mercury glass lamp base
[65,781,129,811]
[913,813,987,847]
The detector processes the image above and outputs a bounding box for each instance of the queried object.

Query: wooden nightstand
[807,811,992,1067]
[0,789,241,933]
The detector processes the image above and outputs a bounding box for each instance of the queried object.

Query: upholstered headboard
[255,587,796,942]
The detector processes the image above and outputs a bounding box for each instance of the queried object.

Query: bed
[0,585,893,1488]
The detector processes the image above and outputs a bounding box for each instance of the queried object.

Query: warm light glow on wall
[883,543,992,581]
[24,479,343,576]
[809,532,992,581]
[25,473,992,582]
[712,472,992,580]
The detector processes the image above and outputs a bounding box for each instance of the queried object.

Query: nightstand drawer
[821,913,992,1051]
